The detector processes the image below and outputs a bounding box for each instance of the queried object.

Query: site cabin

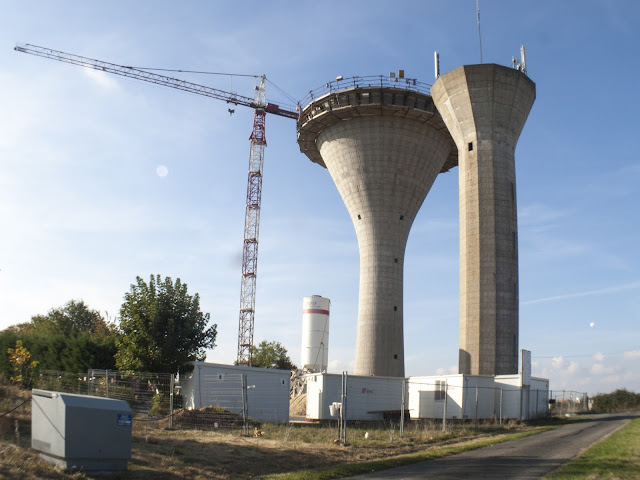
[305,373,406,421]
[408,374,549,421]
[495,374,549,420]
[181,361,291,423]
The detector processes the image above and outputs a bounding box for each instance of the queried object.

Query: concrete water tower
[431,64,535,375]
[298,74,457,377]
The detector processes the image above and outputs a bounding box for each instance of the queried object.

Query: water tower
[298,74,457,377]
[431,64,535,375]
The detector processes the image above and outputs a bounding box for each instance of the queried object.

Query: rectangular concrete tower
[431,65,535,375]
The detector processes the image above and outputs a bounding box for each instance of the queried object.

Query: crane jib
[15,43,298,120]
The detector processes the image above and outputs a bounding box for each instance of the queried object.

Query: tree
[7,340,39,388]
[115,275,217,373]
[30,300,112,338]
[0,300,118,376]
[250,340,296,370]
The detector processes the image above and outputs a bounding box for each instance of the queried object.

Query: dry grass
[0,416,542,479]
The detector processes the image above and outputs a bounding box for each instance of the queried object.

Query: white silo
[301,295,330,372]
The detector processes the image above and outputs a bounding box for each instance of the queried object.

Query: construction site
[14,41,548,434]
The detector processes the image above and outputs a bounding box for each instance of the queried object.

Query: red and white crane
[14,43,298,366]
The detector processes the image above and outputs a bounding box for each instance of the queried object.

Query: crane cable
[135,67,258,78]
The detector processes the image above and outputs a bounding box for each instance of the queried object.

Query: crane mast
[238,77,267,366]
[14,44,298,367]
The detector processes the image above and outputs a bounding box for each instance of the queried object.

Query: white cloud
[83,68,120,90]
[590,363,615,375]
[593,352,605,362]
[624,350,640,360]
[552,356,564,369]
[435,365,458,375]
[519,203,572,227]
[522,281,640,305]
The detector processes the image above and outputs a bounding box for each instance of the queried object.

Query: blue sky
[1,1,638,396]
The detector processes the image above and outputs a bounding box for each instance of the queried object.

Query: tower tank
[298,75,457,377]
[300,295,330,372]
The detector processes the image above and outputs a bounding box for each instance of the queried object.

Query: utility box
[31,389,132,473]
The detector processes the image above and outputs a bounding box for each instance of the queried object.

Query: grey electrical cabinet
[31,389,132,472]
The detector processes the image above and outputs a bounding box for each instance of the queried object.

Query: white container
[300,295,330,372]
[181,362,291,423]
[305,373,405,421]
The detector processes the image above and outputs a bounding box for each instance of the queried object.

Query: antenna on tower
[520,45,527,75]
[434,51,440,79]
[476,0,483,63]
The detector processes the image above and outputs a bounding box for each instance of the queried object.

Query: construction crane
[14,43,298,366]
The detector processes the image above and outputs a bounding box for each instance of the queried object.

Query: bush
[591,389,640,413]
[150,393,170,417]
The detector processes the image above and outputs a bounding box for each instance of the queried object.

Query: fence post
[400,378,406,438]
[241,374,249,436]
[499,387,503,426]
[106,370,110,398]
[536,389,539,419]
[340,371,348,444]
[442,380,448,432]
[169,373,175,429]
[474,385,479,426]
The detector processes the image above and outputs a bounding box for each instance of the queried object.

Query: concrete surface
[431,64,536,375]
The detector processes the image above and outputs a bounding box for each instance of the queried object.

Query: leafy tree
[250,340,297,370]
[0,300,118,377]
[115,275,217,374]
[7,340,39,387]
[30,300,112,338]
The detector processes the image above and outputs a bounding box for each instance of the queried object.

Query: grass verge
[543,417,640,479]
[261,426,556,480]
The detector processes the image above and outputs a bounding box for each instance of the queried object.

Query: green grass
[544,417,640,480]
[260,426,556,480]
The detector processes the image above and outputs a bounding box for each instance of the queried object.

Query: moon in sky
[589,322,595,328]
[156,165,169,177]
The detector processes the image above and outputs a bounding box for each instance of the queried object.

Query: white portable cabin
[409,374,549,420]
[181,362,290,423]
[494,375,549,420]
[305,373,406,421]
[408,375,495,420]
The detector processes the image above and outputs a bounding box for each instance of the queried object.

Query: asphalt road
[345,413,638,479]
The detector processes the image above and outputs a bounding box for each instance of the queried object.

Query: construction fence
[35,369,253,433]
[548,389,590,416]
[303,373,555,437]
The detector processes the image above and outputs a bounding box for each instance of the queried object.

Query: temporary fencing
[548,389,590,415]
[35,369,253,433]
[304,372,552,441]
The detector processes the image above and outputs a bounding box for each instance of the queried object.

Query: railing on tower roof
[299,75,433,108]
